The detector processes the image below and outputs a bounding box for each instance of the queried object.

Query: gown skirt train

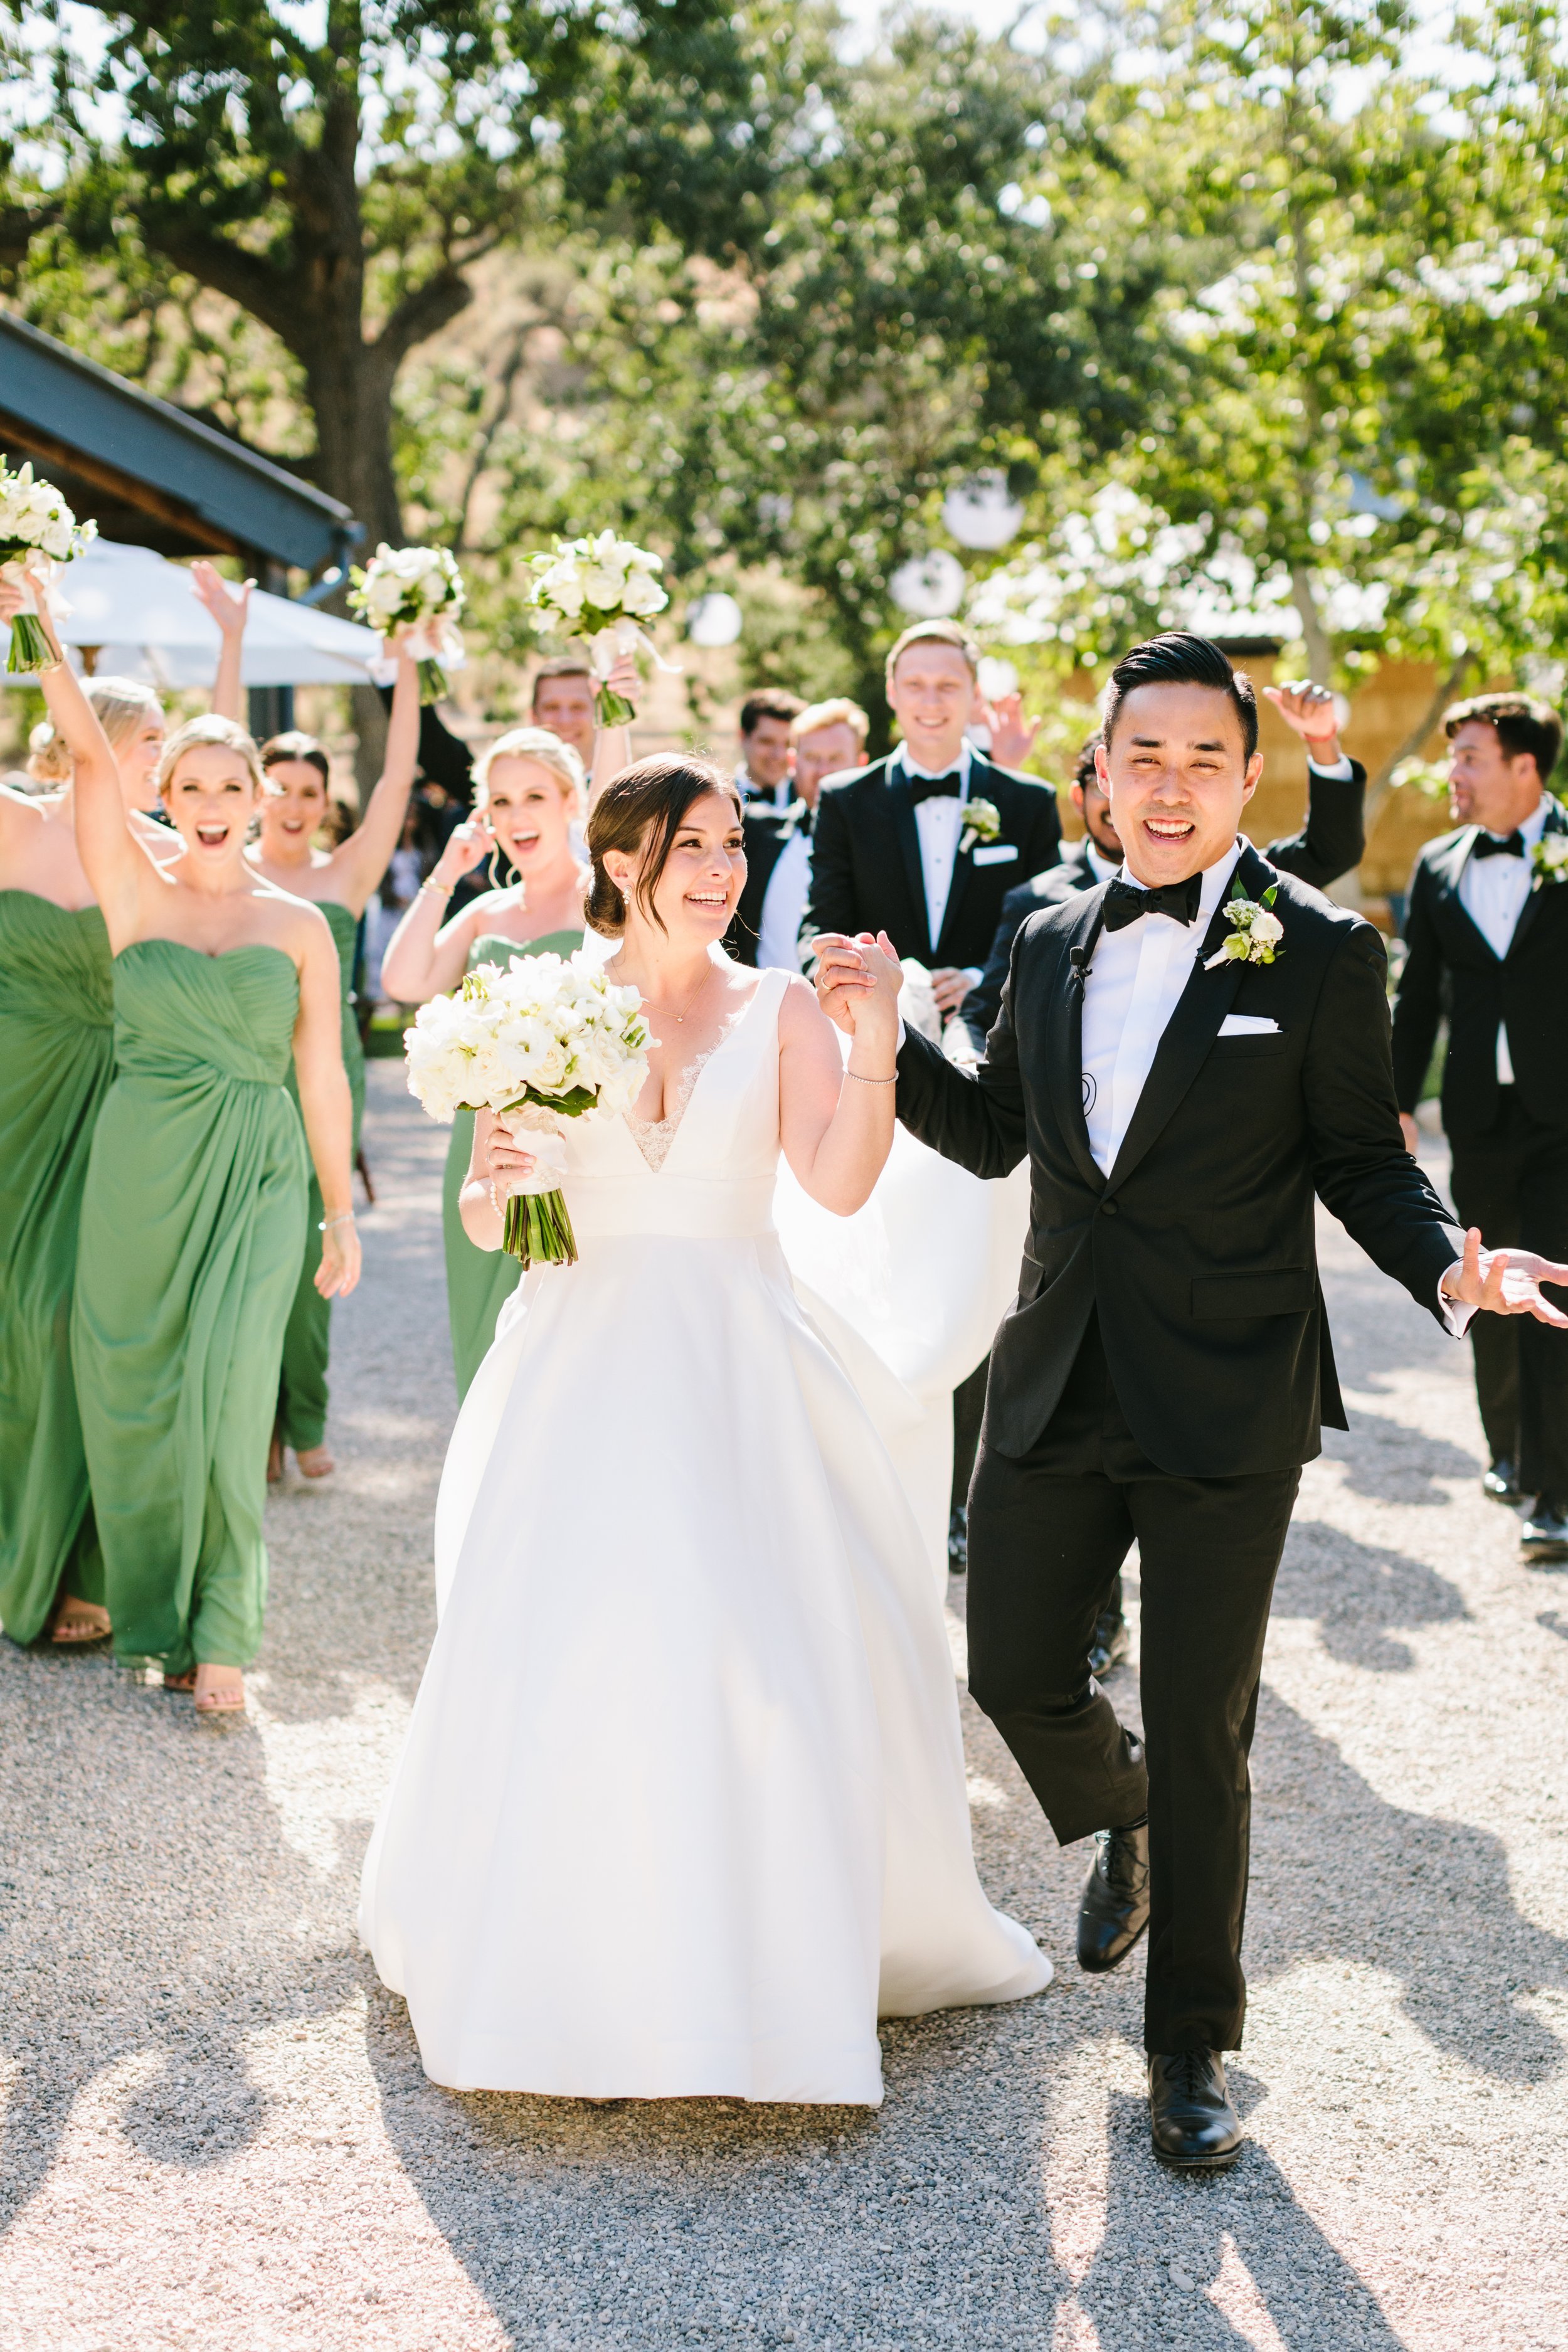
[360,967,1048,2103]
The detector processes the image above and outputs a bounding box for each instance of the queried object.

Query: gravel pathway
[2,1062,1565,2350]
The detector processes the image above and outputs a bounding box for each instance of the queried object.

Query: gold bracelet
[420,876,452,898]
[844,1069,896,1086]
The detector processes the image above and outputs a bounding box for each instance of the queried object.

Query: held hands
[812,930,903,1051]
[1264,681,1343,764]
[1441,1226,1568,1327]
[315,1217,362,1300]
[190,560,254,639]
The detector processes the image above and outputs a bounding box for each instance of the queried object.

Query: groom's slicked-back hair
[1102,633,1259,763]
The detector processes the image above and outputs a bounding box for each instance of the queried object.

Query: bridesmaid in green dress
[0,568,251,1649]
[5,592,361,1723]
[379,728,594,1398]
[246,644,419,1482]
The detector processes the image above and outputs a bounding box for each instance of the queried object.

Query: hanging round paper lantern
[686,592,744,647]
[943,470,1025,553]
[889,548,967,618]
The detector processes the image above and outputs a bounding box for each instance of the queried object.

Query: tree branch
[139,221,303,354]
[371,268,474,378]
[453,316,534,554]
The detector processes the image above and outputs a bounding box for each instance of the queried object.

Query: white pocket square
[1217,1013,1281,1036]
[972,842,1019,867]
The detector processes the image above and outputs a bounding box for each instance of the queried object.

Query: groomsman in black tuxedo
[813,633,1568,2169]
[734,689,803,807]
[729,699,869,970]
[1391,692,1568,1555]
[798,618,1063,1008]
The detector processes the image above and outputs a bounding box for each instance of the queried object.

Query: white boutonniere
[960,798,1002,855]
[1204,877,1285,970]
[1530,830,1568,889]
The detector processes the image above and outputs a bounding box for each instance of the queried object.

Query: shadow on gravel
[1323,1412,1483,1508]
[1273,1519,1469,1671]
[1073,2088,1408,2351]
[1253,1688,1568,2084]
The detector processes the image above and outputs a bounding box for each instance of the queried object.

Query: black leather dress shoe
[1076,1822,1150,1973]
[1088,1608,1130,1678]
[1148,2051,1242,2169]
[1521,1498,1568,1562]
[1483,1457,1522,1503]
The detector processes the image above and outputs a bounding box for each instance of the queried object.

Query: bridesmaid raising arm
[5,582,358,1720]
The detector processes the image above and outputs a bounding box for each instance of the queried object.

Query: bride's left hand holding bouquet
[405,949,650,1266]
[349,543,465,704]
[0,458,97,675]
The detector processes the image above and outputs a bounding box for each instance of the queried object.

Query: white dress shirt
[1083,839,1120,886]
[1079,844,1242,1175]
[1457,795,1550,1083]
[756,822,812,973]
[891,743,974,952]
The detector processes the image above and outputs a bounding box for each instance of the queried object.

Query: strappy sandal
[193,1668,246,1720]
[50,1601,111,1646]
[295,1446,335,1482]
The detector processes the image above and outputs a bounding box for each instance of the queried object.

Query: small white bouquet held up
[0,457,97,675]
[349,543,466,704]
[404,950,650,1267]
[1204,876,1285,970]
[527,531,671,723]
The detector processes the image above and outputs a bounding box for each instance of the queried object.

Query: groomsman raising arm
[798,618,1062,1014]
[813,632,1568,2174]
[1390,691,1568,1555]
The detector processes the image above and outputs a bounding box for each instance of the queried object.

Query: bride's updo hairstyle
[586,755,741,936]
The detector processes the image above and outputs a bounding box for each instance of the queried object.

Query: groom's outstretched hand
[1441,1226,1568,1325]
[812,931,896,1036]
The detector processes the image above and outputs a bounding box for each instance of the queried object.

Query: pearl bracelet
[319,1211,357,1233]
[844,1069,896,1086]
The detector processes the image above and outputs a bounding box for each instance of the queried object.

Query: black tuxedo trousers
[1448,1089,1568,1495]
[967,1311,1298,2054]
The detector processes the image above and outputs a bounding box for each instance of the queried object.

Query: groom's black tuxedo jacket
[895,844,1462,1477]
[726,798,808,968]
[1391,802,1568,1140]
[800,752,1062,971]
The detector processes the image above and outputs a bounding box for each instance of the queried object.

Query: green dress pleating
[72,941,307,1673]
[442,928,584,1400]
[277,900,366,1451]
[0,892,115,1642]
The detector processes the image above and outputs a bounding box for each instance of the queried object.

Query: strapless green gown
[72,941,307,1672]
[443,929,583,1400]
[0,892,115,1642]
[277,900,365,1451]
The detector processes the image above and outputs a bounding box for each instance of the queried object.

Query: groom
[813,632,1568,2169]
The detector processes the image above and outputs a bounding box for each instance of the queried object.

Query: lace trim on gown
[624,1003,752,1172]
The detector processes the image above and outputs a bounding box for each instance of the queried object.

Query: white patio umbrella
[1,538,381,687]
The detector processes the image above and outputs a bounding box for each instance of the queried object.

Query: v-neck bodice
[559,968,788,1241]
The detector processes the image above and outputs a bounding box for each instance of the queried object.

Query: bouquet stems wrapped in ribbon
[348,543,466,704]
[0,458,97,676]
[403,950,650,1268]
[526,532,676,724]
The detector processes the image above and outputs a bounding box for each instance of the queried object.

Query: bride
[359,755,1049,2103]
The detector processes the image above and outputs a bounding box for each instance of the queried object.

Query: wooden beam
[0,411,243,556]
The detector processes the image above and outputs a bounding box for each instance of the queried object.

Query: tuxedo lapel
[1044,891,1106,1194]
[1103,847,1264,1192]
[884,771,933,960]
[1433,827,1501,963]
[1508,800,1568,958]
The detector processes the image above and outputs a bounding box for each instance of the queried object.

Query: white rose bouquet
[527,531,672,723]
[404,949,650,1267]
[348,543,466,704]
[0,458,97,675]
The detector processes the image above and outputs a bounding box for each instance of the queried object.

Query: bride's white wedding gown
[359,967,1049,2102]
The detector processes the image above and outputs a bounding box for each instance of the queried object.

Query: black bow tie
[906,771,961,805]
[1102,871,1204,933]
[1473,829,1525,859]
